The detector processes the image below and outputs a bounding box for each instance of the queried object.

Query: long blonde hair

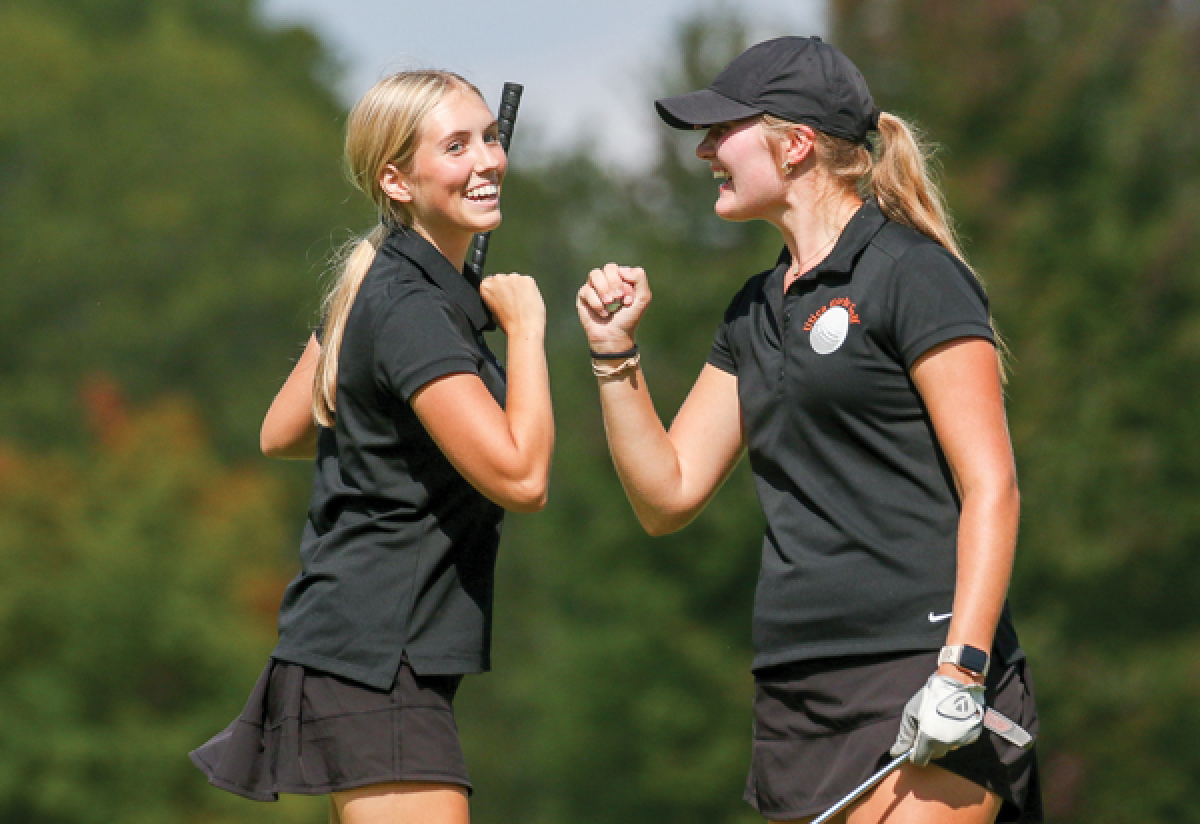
[763,112,1008,377]
[313,70,483,427]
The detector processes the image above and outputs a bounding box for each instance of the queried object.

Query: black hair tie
[590,344,639,360]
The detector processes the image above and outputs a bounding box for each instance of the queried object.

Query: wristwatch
[938,644,990,678]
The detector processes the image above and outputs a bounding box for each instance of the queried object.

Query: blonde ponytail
[765,112,1008,379]
[869,113,963,260]
[312,70,484,427]
[312,225,388,427]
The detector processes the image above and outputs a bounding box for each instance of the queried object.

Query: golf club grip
[496,82,523,151]
[466,83,524,281]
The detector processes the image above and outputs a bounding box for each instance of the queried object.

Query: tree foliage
[0,0,367,457]
[2,0,1199,823]
[0,382,320,823]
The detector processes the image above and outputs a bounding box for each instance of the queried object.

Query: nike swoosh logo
[928,611,953,623]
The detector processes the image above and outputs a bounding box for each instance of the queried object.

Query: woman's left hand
[890,673,986,766]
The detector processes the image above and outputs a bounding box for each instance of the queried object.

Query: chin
[714,201,751,222]
[474,212,502,234]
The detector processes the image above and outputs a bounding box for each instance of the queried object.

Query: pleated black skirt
[745,649,1042,822]
[190,658,471,801]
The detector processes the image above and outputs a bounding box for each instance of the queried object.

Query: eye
[446,139,465,153]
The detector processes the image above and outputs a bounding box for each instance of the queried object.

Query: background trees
[1,1,1198,822]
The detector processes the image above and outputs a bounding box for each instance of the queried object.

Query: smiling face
[696,117,793,223]
[382,87,506,261]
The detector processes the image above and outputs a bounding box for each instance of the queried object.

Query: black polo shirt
[273,228,506,689]
[709,199,1021,672]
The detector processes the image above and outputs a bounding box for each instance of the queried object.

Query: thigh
[768,763,1000,824]
[845,762,1001,824]
[333,781,469,824]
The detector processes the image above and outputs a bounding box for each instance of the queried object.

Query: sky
[257,0,825,169]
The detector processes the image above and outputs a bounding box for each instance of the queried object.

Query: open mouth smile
[465,182,499,202]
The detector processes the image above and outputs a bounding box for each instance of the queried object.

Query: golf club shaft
[465,83,523,281]
[811,749,913,824]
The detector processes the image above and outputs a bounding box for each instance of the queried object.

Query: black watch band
[938,644,990,677]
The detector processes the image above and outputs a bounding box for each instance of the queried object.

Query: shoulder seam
[869,222,932,262]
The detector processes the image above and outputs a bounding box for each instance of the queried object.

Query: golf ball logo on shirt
[804,298,861,355]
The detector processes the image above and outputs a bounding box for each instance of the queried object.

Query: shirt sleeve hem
[706,355,737,375]
[900,323,995,369]
[398,356,479,401]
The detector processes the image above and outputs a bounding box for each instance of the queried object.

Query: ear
[379,163,413,204]
[782,124,816,170]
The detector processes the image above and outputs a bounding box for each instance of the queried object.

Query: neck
[411,220,475,273]
[775,179,863,288]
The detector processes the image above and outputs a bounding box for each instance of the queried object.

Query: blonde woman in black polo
[190,70,553,824]
[577,38,1040,823]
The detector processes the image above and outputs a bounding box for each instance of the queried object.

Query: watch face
[960,645,989,675]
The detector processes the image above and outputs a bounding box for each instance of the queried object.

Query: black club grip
[466,83,523,284]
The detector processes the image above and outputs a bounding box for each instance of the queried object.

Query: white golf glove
[890,673,985,766]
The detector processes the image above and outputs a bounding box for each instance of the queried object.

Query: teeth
[466,183,498,200]
[713,170,729,180]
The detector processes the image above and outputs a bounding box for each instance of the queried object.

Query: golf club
[465,82,523,283]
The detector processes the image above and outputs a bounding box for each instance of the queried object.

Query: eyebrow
[437,121,499,148]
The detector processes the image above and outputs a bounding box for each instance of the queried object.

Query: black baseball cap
[655,36,879,143]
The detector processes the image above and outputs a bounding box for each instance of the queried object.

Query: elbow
[260,429,282,458]
[501,475,549,514]
[963,470,1021,519]
[642,518,676,537]
[637,505,692,537]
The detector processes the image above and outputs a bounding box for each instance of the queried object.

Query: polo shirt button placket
[780,311,789,382]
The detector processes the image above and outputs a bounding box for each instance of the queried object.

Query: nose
[695,132,715,161]
[476,139,505,177]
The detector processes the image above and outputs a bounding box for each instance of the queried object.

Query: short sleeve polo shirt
[710,199,1021,672]
[273,228,507,690]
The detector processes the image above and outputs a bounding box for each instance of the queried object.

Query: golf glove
[890,673,985,766]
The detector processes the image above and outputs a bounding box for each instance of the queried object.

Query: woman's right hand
[481,273,546,337]
[576,263,652,353]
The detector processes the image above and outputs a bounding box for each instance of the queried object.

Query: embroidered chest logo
[803,297,861,355]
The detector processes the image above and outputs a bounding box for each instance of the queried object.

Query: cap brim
[654,89,762,130]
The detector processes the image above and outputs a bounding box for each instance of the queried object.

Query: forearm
[943,479,1020,677]
[261,334,320,459]
[499,328,554,511]
[596,367,694,534]
[263,424,318,460]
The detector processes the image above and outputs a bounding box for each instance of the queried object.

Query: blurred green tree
[0,0,368,457]
[0,379,323,823]
[4,0,1198,821]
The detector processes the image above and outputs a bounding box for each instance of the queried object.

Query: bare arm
[579,263,744,535]
[261,333,320,459]
[911,337,1020,684]
[412,274,554,513]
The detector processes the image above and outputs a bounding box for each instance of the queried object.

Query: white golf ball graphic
[810,306,850,355]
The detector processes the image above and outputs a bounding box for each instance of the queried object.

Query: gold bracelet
[592,352,641,378]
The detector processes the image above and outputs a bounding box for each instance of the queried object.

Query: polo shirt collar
[779,197,889,282]
[385,227,495,332]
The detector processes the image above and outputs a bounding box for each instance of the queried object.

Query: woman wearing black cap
[577,37,1040,823]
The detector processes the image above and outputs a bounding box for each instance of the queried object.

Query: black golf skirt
[190,658,471,800]
[745,649,1042,822]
